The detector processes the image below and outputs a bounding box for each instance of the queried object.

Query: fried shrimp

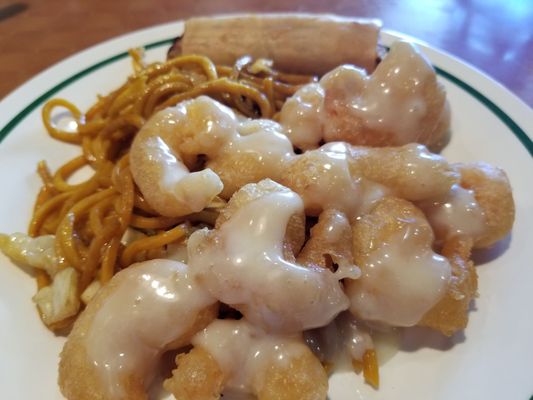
[454,162,515,248]
[346,143,459,201]
[345,197,452,327]
[419,236,477,336]
[1,20,520,400]
[280,142,459,218]
[187,179,349,333]
[130,96,294,214]
[417,162,514,249]
[165,319,328,400]
[59,259,218,400]
[297,209,360,279]
[206,118,294,198]
[279,41,450,151]
[131,95,459,221]
[130,96,230,217]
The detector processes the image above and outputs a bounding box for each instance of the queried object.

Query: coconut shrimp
[164,319,328,400]
[187,179,350,333]
[58,259,218,400]
[130,96,294,216]
[280,142,459,219]
[130,96,231,217]
[206,118,294,198]
[453,162,515,248]
[345,197,452,327]
[297,209,360,280]
[419,236,477,336]
[417,161,514,249]
[131,94,461,219]
[279,41,450,151]
[344,162,513,332]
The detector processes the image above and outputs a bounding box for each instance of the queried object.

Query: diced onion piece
[32,267,80,326]
[0,232,61,277]
[120,228,147,246]
[81,280,102,305]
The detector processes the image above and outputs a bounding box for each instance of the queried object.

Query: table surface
[0,0,531,106]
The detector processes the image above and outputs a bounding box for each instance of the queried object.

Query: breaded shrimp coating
[165,319,328,400]
[280,41,450,151]
[455,162,515,248]
[207,119,294,199]
[215,178,305,257]
[164,347,224,400]
[420,237,477,336]
[188,179,348,333]
[347,143,459,201]
[280,142,459,219]
[59,260,218,400]
[297,209,360,280]
[346,197,451,327]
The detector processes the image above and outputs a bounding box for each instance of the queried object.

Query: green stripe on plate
[0,37,531,157]
[0,38,173,144]
[435,66,533,156]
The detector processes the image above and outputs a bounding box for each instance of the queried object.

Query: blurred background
[0,0,531,105]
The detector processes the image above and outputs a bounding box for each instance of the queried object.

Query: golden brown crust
[165,343,328,400]
[58,274,139,400]
[297,209,354,270]
[352,197,433,258]
[455,162,515,248]
[163,347,224,400]
[58,265,218,400]
[257,352,328,400]
[215,179,305,256]
[322,46,450,151]
[347,144,459,201]
[419,237,477,336]
[208,152,279,200]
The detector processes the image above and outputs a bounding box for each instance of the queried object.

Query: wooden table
[0,0,531,106]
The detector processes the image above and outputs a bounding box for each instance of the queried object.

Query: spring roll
[169,14,382,74]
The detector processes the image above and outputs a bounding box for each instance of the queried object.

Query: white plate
[0,19,532,400]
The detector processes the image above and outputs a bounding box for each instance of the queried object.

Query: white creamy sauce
[222,121,295,181]
[420,184,485,242]
[165,241,189,263]
[321,211,348,243]
[294,144,362,219]
[279,41,435,148]
[371,327,401,365]
[304,312,373,364]
[356,178,390,216]
[339,313,375,361]
[400,146,445,196]
[188,184,349,333]
[346,223,451,327]
[279,83,325,150]
[310,142,388,219]
[145,136,189,191]
[314,210,361,280]
[86,260,215,399]
[166,96,237,159]
[393,144,456,201]
[237,118,285,137]
[192,319,307,394]
[321,42,433,142]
